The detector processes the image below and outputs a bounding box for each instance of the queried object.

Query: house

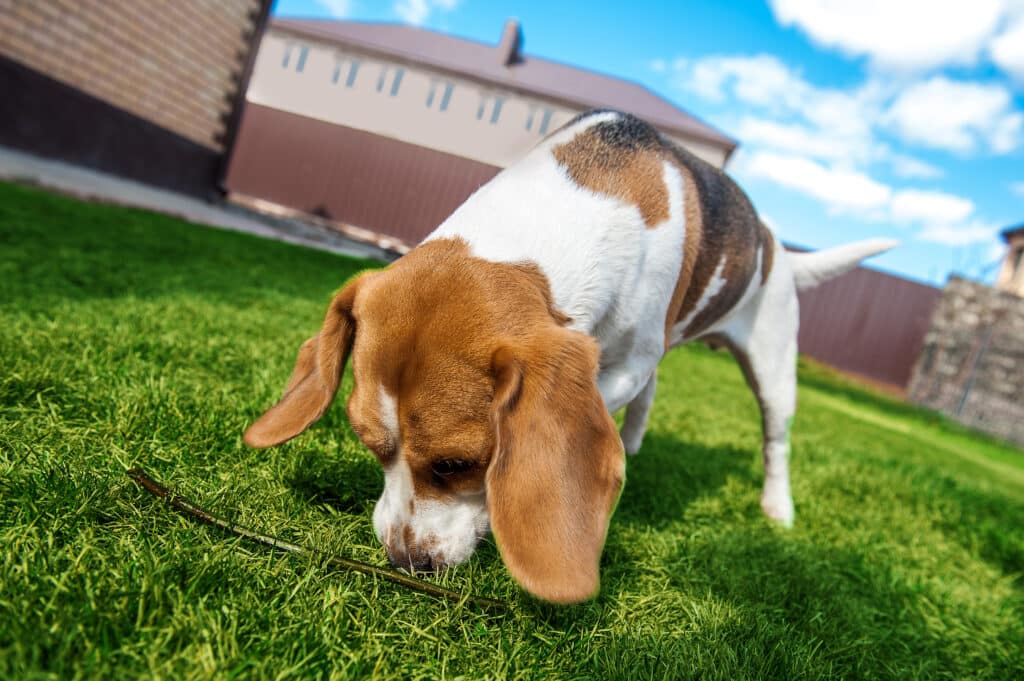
[0,1,272,197]
[996,224,1024,297]
[222,17,737,248]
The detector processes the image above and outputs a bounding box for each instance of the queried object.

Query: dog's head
[244,240,624,603]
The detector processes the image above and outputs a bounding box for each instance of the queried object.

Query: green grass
[1,180,1022,680]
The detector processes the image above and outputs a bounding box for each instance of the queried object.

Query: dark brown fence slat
[795,260,941,388]
[224,104,500,244]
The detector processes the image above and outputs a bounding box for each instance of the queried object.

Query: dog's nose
[409,553,435,573]
[386,546,436,573]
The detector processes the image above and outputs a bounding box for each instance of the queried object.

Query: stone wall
[908,276,1024,446]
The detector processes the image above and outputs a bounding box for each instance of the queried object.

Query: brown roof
[1002,223,1024,242]
[270,17,738,155]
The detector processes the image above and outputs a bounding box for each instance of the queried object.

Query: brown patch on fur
[662,168,703,347]
[667,144,769,340]
[553,127,670,228]
[760,224,774,285]
[512,262,573,326]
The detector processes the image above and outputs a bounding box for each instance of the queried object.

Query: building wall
[908,276,1024,446]
[0,0,269,195]
[246,29,730,170]
[0,0,263,150]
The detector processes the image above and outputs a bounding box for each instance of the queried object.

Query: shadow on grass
[588,533,1021,680]
[283,448,382,516]
[615,430,758,530]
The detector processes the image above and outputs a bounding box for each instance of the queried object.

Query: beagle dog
[244,110,896,604]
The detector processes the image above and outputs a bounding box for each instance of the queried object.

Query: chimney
[498,18,523,66]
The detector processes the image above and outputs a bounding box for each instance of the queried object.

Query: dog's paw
[761,489,795,528]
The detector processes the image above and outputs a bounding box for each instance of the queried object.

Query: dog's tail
[789,239,899,291]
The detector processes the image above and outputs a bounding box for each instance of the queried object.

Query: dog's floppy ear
[487,329,625,604]
[244,276,365,448]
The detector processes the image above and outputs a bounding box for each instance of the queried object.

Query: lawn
[1,180,1022,680]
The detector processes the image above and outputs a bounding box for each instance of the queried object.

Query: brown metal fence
[224,104,500,246]
[794,261,941,388]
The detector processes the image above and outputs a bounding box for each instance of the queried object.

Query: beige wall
[996,233,1024,297]
[0,0,263,150]
[247,29,728,169]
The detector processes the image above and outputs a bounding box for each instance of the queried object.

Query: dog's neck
[424,153,633,336]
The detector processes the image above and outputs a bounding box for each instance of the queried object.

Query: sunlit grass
[2,181,1022,680]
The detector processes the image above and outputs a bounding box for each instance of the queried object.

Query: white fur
[378,385,399,442]
[413,110,894,540]
[790,238,899,291]
[372,389,489,568]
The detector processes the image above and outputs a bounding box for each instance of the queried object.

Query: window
[332,56,360,87]
[526,106,554,134]
[538,108,553,134]
[281,43,309,72]
[477,94,505,124]
[426,80,454,111]
[376,66,404,96]
[347,60,360,87]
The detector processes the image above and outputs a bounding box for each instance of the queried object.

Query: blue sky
[273,0,1024,286]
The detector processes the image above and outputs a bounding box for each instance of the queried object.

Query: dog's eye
[431,458,475,477]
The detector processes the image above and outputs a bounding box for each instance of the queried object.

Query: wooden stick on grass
[126,467,508,614]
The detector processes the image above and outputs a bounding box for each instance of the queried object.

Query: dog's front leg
[597,365,653,414]
[620,372,656,454]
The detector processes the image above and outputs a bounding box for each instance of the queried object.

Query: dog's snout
[386,545,438,573]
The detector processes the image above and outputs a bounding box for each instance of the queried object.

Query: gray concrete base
[0,145,397,263]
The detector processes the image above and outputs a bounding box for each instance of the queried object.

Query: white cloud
[769,0,1005,72]
[888,154,945,179]
[655,51,1014,253]
[890,189,975,224]
[988,240,1009,263]
[917,221,1000,245]
[736,150,990,245]
[681,54,811,109]
[992,17,1024,81]
[394,0,459,25]
[735,117,856,163]
[738,150,892,213]
[1012,181,1024,196]
[313,0,352,17]
[883,76,1023,153]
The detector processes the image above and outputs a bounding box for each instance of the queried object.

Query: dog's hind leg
[621,371,657,455]
[713,270,799,526]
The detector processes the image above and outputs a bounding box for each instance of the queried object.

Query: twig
[126,467,508,614]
